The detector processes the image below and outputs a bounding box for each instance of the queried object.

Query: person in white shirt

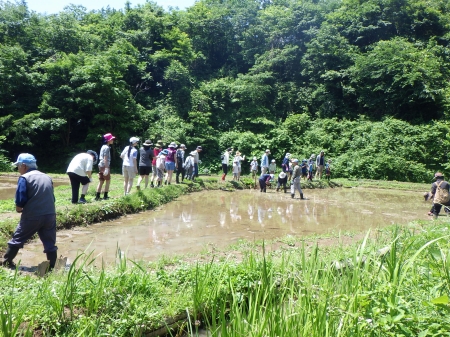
[221,147,233,181]
[66,150,98,204]
[120,137,139,195]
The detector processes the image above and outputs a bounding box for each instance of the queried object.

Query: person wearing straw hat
[232,150,245,181]
[2,154,57,270]
[120,137,139,195]
[96,133,115,200]
[151,142,162,187]
[290,159,304,199]
[136,140,154,190]
[276,171,288,193]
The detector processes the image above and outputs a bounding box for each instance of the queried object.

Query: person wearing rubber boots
[2,154,58,270]
[290,159,304,199]
[259,173,274,193]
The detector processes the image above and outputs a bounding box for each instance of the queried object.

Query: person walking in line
[261,149,270,175]
[136,140,154,190]
[291,159,304,199]
[2,154,57,270]
[164,142,177,185]
[184,151,196,181]
[120,137,139,195]
[96,133,115,201]
[276,171,288,193]
[193,146,202,178]
[315,151,325,180]
[151,142,162,187]
[176,144,186,184]
[221,147,233,181]
[67,150,98,204]
[155,149,168,187]
[259,173,274,193]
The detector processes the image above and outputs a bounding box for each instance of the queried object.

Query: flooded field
[16,187,429,268]
[0,176,68,200]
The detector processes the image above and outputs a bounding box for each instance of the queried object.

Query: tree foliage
[0,0,449,179]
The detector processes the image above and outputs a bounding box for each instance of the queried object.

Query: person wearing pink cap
[96,133,115,200]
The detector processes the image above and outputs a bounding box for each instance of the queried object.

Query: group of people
[66,133,204,203]
[221,148,333,200]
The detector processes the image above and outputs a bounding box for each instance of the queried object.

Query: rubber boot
[95,192,101,201]
[300,193,304,200]
[103,192,109,200]
[291,194,295,199]
[46,251,58,271]
[2,245,19,268]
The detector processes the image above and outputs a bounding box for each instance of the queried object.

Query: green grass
[0,221,449,336]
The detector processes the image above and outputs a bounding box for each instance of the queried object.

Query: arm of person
[86,171,92,180]
[133,158,138,173]
[15,177,28,212]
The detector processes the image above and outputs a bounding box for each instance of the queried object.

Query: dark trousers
[432,202,450,216]
[222,164,228,175]
[8,214,57,253]
[259,179,267,192]
[277,181,287,192]
[67,172,90,203]
[176,167,185,183]
[194,163,199,178]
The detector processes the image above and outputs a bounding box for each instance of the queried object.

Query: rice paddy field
[0,174,447,336]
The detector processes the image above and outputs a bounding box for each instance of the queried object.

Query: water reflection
[17,188,428,267]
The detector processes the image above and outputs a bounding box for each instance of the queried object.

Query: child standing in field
[307,158,314,181]
[155,149,168,187]
[301,159,308,180]
[250,157,259,178]
[184,151,196,180]
[269,159,276,174]
[232,151,245,181]
[96,133,115,200]
[325,159,332,181]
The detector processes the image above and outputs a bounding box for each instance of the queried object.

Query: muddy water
[0,176,68,200]
[16,188,429,267]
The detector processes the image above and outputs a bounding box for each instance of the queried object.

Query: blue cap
[13,153,36,166]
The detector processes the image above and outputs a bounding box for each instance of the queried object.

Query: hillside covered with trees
[1,0,450,181]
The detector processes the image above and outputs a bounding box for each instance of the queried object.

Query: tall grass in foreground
[1,222,450,336]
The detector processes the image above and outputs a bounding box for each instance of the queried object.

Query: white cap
[129,137,139,144]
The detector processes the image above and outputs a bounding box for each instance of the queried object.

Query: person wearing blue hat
[66,150,98,204]
[2,153,58,270]
[155,149,169,187]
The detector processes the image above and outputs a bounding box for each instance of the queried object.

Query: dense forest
[1,0,450,181]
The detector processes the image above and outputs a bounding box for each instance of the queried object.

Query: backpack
[434,180,450,204]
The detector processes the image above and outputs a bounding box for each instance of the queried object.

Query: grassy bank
[0,219,449,336]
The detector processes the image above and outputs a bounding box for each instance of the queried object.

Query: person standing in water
[2,154,58,270]
[96,133,115,200]
[120,137,139,195]
[291,159,304,199]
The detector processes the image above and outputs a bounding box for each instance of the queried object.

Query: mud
[15,188,429,268]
